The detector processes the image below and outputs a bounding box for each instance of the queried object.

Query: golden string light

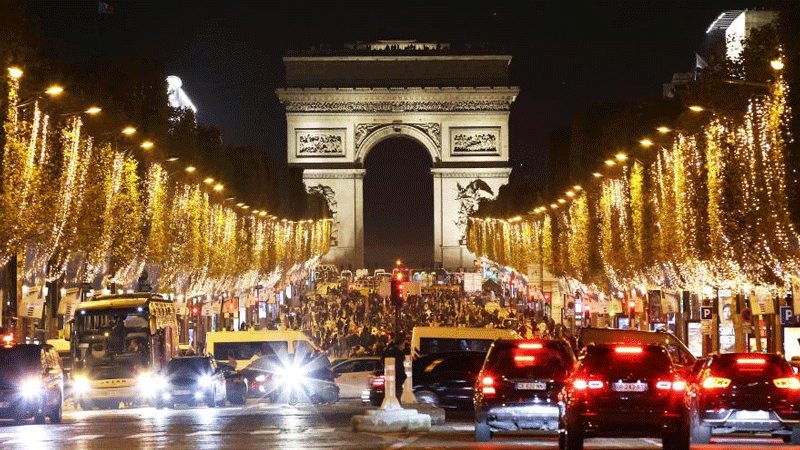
[466,56,798,296]
[0,67,332,298]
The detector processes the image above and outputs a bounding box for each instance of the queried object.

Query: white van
[205,329,321,370]
[410,326,520,359]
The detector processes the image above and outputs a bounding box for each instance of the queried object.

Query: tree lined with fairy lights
[468,60,799,295]
[0,71,331,298]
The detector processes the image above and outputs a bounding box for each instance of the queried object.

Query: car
[474,339,576,441]
[369,351,487,409]
[0,343,64,424]
[559,343,690,450]
[576,327,696,375]
[244,352,339,404]
[691,353,800,444]
[155,356,227,408]
[330,357,383,400]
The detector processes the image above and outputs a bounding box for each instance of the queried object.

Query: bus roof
[75,293,168,311]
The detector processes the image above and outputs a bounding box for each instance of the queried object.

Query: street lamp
[8,66,23,79]
[771,59,784,71]
[122,126,137,136]
[139,140,154,150]
[213,183,224,192]
[44,85,64,96]
[185,166,196,173]
[84,106,102,115]
[615,152,628,161]
[639,139,654,148]
[203,177,215,185]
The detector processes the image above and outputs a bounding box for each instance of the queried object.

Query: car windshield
[581,346,672,379]
[0,347,40,380]
[166,358,211,376]
[485,341,573,379]
[711,354,793,381]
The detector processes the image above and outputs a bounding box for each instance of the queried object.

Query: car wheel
[690,418,711,444]
[78,400,91,411]
[474,421,492,442]
[34,413,46,424]
[563,423,583,450]
[691,424,711,444]
[48,397,62,424]
[791,427,800,445]
[414,389,439,407]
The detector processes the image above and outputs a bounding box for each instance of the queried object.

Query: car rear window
[166,358,211,376]
[581,346,672,378]
[0,347,41,380]
[485,341,574,379]
[710,355,793,381]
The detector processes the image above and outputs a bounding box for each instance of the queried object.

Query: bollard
[400,355,416,404]
[379,357,401,410]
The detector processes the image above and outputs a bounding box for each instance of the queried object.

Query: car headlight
[255,374,266,383]
[279,364,305,386]
[153,376,167,390]
[20,378,42,397]
[73,376,90,394]
[199,376,213,387]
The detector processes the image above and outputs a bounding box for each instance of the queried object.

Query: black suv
[474,339,575,441]
[559,343,690,450]
[0,344,63,424]
[156,356,227,408]
[692,353,800,444]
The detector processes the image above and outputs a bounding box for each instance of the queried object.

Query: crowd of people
[257,286,572,359]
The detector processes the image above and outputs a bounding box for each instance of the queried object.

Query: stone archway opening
[362,137,433,270]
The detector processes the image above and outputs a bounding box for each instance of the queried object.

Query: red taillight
[656,380,686,391]
[615,347,643,354]
[481,376,496,396]
[370,375,385,388]
[573,379,603,390]
[518,342,543,349]
[702,376,731,389]
[737,358,766,365]
[774,378,800,389]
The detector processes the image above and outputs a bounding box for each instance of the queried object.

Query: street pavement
[0,399,795,449]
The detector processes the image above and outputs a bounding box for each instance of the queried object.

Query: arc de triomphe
[276,41,518,270]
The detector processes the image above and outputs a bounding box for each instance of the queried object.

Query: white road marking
[317,427,336,433]
[640,438,662,446]
[447,424,474,431]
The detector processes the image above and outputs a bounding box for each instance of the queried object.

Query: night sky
[25,0,779,269]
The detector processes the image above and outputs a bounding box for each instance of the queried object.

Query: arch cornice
[354,123,441,163]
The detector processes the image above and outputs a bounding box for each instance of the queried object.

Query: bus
[410,326,520,359]
[68,293,178,409]
[205,329,321,370]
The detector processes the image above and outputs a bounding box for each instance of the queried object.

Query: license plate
[0,402,8,408]
[515,382,547,391]
[174,390,190,395]
[737,410,769,420]
[612,382,648,392]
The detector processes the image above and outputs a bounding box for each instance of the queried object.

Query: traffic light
[391,270,407,306]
